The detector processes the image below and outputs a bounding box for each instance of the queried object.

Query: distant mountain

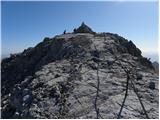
[1,23,158,119]
[152,61,159,74]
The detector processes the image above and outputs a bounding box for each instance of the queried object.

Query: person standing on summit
[63,30,66,34]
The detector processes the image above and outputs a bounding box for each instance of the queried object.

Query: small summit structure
[74,22,95,34]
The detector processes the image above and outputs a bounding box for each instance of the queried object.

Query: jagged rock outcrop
[1,24,158,119]
[74,22,95,34]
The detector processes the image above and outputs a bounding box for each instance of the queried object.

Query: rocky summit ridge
[1,23,158,119]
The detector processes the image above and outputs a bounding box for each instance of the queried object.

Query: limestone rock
[1,24,158,119]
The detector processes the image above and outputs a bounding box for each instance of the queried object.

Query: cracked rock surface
[1,24,158,119]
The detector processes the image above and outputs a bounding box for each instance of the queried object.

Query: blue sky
[1,1,159,61]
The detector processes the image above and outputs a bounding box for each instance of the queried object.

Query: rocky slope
[1,23,158,119]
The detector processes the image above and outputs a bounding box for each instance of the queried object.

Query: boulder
[149,82,155,90]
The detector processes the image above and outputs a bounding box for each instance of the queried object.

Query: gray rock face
[74,22,95,34]
[1,24,158,119]
[23,95,32,104]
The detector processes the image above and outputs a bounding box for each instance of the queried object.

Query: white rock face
[1,32,158,119]
[27,57,158,119]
